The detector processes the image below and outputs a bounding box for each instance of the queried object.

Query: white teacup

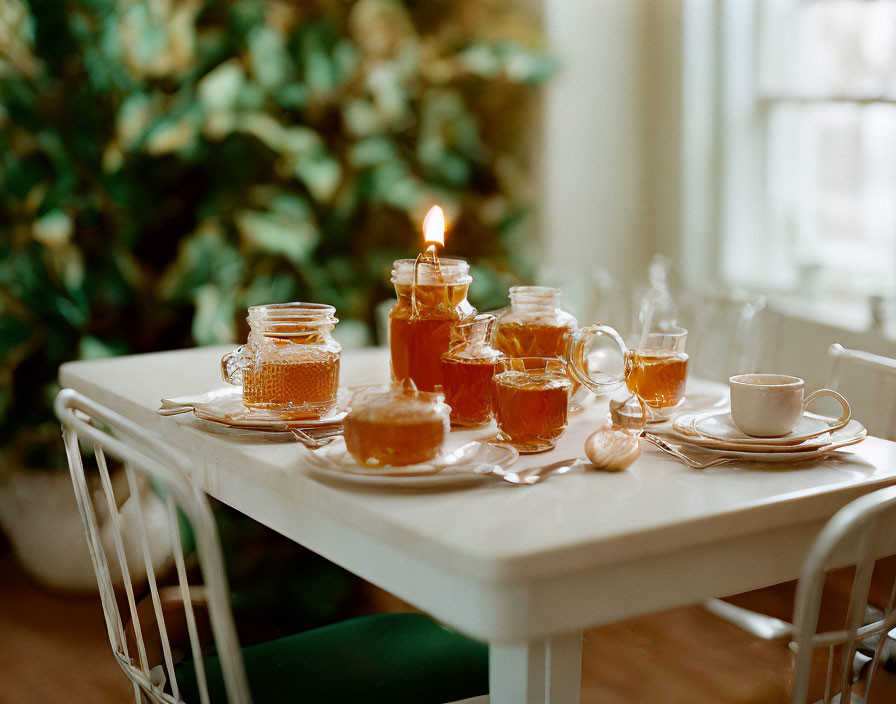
[729,374,851,438]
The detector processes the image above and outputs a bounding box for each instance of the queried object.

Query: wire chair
[828,344,896,442]
[56,388,251,704]
[791,484,896,704]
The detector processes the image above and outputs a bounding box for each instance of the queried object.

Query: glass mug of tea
[492,357,572,453]
[221,303,341,419]
[566,324,688,422]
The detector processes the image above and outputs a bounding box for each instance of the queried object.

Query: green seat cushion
[173,612,488,704]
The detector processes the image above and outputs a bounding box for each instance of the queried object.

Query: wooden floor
[2,547,894,703]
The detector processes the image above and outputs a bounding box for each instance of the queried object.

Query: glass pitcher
[566,323,688,421]
[440,313,504,427]
[494,286,577,358]
[221,302,341,419]
[388,257,475,391]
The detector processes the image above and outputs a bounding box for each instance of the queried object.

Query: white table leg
[489,632,582,704]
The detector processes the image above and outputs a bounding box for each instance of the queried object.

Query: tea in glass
[222,303,341,419]
[342,384,450,466]
[624,349,688,409]
[440,314,503,427]
[389,257,475,391]
[566,323,688,421]
[492,358,572,453]
[494,286,577,358]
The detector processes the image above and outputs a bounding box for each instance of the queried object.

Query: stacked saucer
[667,409,867,462]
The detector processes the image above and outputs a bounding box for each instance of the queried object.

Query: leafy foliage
[0,0,550,468]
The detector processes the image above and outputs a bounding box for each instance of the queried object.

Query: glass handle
[565,324,627,394]
[221,346,248,385]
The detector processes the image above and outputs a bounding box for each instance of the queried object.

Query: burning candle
[387,206,475,391]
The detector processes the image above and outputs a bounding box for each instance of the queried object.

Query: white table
[60,346,896,703]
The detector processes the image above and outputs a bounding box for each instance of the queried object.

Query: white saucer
[670,414,861,453]
[303,439,519,489]
[692,409,852,446]
[673,432,866,462]
[158,387,347,431]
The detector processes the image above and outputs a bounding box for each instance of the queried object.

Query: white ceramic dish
[670,415,867,453]
[158,387,347,430]
[672,432,867,462]
[691,408,855,446]
[303,439,519,488]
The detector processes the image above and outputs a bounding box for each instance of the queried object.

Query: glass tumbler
[492,357,572,453]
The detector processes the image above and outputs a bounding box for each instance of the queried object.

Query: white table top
[60,345,896,584]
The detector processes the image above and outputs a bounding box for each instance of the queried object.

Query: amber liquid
[343,404,448,466]
[624,350,688,408]
[242,354,340,419]
[492,370,571,452]
[441,358,499,427]
[494,322,570,359]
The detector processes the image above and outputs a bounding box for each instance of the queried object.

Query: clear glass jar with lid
[493,286,577,359]
[221,302,341,419]
[440,313,504,427]
[388,257,475,391]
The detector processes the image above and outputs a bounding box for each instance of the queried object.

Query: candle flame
[422,205,446,247]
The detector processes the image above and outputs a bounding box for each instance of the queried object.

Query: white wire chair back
[665,288,767,383]
[792,484,896,704]
[828,344,896,442]
[55,389,251,704]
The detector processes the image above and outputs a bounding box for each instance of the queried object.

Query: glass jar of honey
[389,257,475,391]
[494,286,577,359]
[440,313,504,428]
[221,303,341,419]
[343,383,450,466]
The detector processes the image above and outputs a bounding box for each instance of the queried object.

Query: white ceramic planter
[0,468,174,593]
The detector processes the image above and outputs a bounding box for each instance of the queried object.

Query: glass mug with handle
[565,323,688,422]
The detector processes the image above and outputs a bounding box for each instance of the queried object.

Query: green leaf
[0,315,34,360]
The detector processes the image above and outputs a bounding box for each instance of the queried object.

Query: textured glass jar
[389,257,475,392]
[440,313,504,427]
[221,303,341,419]
[494,286,577,359]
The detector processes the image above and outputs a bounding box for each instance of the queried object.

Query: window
[708,0,896,301]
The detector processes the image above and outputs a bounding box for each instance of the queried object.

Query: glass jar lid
[391,257,472,286]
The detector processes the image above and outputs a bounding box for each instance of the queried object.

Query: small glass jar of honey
[494,286,577,359]
[343,383,450,467]
[492,357,572,453]
[389,257,475,391]
[221,303,341,419]
[440,313,504,428]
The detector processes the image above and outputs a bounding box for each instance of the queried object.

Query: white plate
[303,439,519,488]
[692,409,852,446]
[673,432,866,462]
[670,414,859,452]
[158,387,347,431]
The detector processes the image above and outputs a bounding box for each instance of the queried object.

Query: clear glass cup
[440,313,504,428]
[342,382,450,466]
[221,303,341,419]
[492,357,572,453]
[388,257,475,392]
[566,323,688,422]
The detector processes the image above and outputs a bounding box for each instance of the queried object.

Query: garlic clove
[584,426,642,472]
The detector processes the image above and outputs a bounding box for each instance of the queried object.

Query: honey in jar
[494,286,577,359]
[440,313,504,427]
[221,303,341,419]
[492,358,572,453]
[389,257,475,391]
[343,384,450,466]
